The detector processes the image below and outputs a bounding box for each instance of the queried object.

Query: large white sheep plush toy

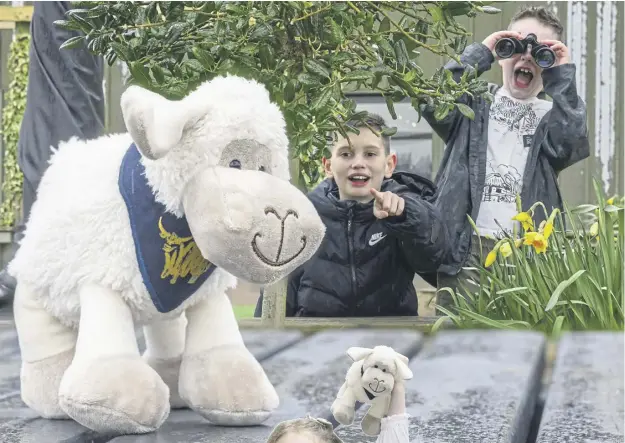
[331,346,413,436]
[8,75,325,435]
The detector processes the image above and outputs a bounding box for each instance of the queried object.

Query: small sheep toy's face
[360,355,397,397]
[347,346,414,399]
[121,76,326,285]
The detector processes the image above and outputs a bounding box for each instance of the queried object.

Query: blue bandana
[118,144,217,313]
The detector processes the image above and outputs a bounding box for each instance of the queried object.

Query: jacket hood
[308,170,437,221]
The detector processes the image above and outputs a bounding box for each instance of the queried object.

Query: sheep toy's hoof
[144,354,187,409]
[331,402,355,425]
[21,349,74,419]
[361,414,382,436]
[58,356,170,434]
[179,345,278,426]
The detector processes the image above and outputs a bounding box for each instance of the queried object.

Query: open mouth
[348,174,370,188]
[514,67,534,89]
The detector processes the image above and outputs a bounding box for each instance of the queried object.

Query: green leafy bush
[57,1,499,188]
[0,32,29,229]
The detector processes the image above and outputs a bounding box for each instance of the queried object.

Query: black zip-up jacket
[418,43,590,281]
[254,171,450,317]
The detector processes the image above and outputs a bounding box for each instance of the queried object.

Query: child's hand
[387,381,407,416]
[482,30,523,52]
[370,189,405,219]
[539,40,571,66]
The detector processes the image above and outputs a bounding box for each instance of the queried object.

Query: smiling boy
[255,113,449,317]
[421,6,590,306]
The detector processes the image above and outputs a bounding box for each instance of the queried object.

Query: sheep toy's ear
[346,347,374,362]
[394,355,413,381]
[395,352,410,365]
[120,85,187,160]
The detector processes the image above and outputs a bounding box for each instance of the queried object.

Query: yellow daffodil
[590,222,599,237]
[248,17,257,26]
[523,231,539,245]
[484,250,497,267]
[512,212,534,232]
[524,231,548,254]
[542,221,554,239]
[514,238,523,248]
[607,197,614,205]
[500,242,512,258]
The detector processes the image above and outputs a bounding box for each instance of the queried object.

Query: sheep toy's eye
[374,365,378,368]
[382,368,387,372]
[259,165,266,172]
[229,159,242,169]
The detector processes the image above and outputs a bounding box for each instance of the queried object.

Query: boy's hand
[371,189,404,219]
[387,381,407,416]
[482,30,523,52]
[540,40,571,66]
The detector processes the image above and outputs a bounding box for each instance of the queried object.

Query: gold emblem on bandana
[158,217,210,284]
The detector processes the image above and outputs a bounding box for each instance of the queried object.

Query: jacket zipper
[347,208,358,308]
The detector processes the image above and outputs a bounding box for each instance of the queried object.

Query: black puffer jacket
[254,171,450,317]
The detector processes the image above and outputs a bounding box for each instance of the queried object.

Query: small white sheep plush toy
[331,346,413,436]
[8,75,325,435]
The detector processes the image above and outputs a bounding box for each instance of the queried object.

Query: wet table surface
[0,308,622,443]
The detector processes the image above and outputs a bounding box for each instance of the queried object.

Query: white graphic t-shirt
[475,87,552,238]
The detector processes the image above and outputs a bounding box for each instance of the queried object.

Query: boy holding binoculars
[422,6,590,306]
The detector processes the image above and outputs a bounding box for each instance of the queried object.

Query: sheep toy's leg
[178,292,279,426]
[13,283,77,419]
[58,284,170,434]
[142,314,187,409]
[360,396,391,436]
[331,383,357,425]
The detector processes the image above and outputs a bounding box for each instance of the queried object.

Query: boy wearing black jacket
[420,6,590,308]
[255,114,449,317]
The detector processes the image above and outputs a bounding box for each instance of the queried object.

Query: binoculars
[495,33,556,69]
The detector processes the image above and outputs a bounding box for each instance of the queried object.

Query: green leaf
[328,18,345,44]
[109,42,133,61]
[53,20,83,31]
[284,80,296,103]
[478,6,502,15]
[298,73,321,86]
[183,59,206,73]
[545,270,587,311]
[66,11,92,31]
[456,103,475,119]
[378,17,390,33]
[343,70,374,82]
[384,95,397,119]
[151,65,165,83]
[434,103,450,121]
[311,87,333,110]
[381,126,397,136]
[259,44,274,69]
[304,59,330,79]
[377,39,395,58]
[192,47,214,70]
[394,39,409,69]
[403,70,417,82]
[250,23,272,40]
[428,6,444,22]
[60,36,85,50]
[551,315,566,336]
[128,61,152,88]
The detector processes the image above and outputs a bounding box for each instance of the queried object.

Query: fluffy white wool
[8,132,236,327]
[8,75,301,328]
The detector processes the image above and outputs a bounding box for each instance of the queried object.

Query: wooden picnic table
[0,307,623,443]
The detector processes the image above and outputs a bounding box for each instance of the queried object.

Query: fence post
[260,277,288,328]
